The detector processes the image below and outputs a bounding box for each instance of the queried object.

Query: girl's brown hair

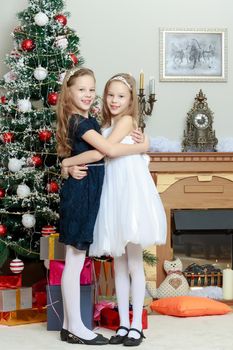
[102,73,138,127]
[56,67,95,157]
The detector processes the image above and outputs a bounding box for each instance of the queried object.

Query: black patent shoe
[109,326,129,344]
[123,328,146,347]
[60,328,69,341]
[67,332,109,345]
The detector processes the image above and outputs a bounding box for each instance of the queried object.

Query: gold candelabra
[137,88,157,131]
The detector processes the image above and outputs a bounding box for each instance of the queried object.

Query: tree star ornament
[22,213,36,228]
[34,12,49,26]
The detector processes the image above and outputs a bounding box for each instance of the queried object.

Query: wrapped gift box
[100,308,148,330]
[0,275,22,289]
[0,287,32,312]
[94,259,115,298]
[49,258,93,286]
[46,284,94,331]
[40,234,65,260]
[0,307,46,326]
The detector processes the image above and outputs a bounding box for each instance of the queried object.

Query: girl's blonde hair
[56,67,96,157]
[102,73,138,127]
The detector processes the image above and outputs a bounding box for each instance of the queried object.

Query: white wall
[1,0,232,140]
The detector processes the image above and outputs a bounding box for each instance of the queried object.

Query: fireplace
[172,209,233,277]
[148,152,233,286]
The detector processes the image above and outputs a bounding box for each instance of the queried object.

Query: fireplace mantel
[148,152,233,286]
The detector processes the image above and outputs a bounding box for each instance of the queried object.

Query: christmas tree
[0,0,84,268]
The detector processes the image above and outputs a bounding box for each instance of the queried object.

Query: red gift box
[100,308,148,330]
[0,275,22,289]
[49,258,93,286]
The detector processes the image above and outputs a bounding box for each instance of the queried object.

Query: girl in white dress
[63,73,167,346]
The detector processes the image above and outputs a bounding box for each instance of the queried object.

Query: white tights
[114,243,145,339]
[61,245,96,339]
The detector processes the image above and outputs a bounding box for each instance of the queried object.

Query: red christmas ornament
[41,225,56,237]
[38,130,52,142]
[69,53,78,65]
[0,224,7,236]
[10,258,24,274]
[3,132,15,143]
[54,14,67,26]
[0,96,6,104]
[31,155,43,167]
[0,188,5,198]
[47,181,59,193]
[21,39,35,52]
[47,92,58,106]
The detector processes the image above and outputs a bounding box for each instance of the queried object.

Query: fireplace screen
[172,209,233,276]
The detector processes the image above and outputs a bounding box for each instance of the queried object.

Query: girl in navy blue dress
[56,68,148,345]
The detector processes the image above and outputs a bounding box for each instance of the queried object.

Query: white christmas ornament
[10,258,24,274]
[59,71,66,83]
[17,98,32,113]
[55,36,68,49]
[17,184,31,198]
[3,70,17,83]
[8,158,24,172]
[33,66,48,81]
[34,12,49,26]
[22,213,36,228]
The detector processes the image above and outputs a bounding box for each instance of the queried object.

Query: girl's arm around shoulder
[82,126,149,158]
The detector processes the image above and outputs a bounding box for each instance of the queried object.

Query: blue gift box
[46,284,94,331]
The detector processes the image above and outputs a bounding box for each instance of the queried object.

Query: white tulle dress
[89,126,167,257]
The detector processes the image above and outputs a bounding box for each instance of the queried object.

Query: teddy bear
[146,257,190,299]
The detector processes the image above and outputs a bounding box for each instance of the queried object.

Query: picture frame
[159,28,227,82]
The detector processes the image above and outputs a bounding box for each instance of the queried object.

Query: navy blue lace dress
[59,114,104,251]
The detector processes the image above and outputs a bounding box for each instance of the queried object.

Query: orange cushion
[150,296,232,317]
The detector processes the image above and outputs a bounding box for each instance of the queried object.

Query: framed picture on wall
[159,28,227,82]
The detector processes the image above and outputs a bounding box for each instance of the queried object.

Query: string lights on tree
[0,0,84,267]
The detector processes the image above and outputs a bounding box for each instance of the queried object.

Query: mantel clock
[182,90,218,152]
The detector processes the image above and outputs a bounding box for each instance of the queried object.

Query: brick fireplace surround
[149,152,233,286]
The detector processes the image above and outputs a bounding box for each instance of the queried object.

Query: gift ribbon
[16,289,21,310]
[48,233,59,260]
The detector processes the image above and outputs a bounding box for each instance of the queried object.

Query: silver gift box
[0,287,32,312]
[40,236,65,260]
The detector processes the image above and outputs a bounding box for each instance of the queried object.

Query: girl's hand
[61,166,69,179]
[131,128,144,143]
[68,165,88,180]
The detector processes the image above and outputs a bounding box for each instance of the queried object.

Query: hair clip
[110,76,132,90]
[66,67,80,82]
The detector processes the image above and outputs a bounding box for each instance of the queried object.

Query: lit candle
[149,76,155,94]
[222,265,233,300]
[139,70,144,90]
